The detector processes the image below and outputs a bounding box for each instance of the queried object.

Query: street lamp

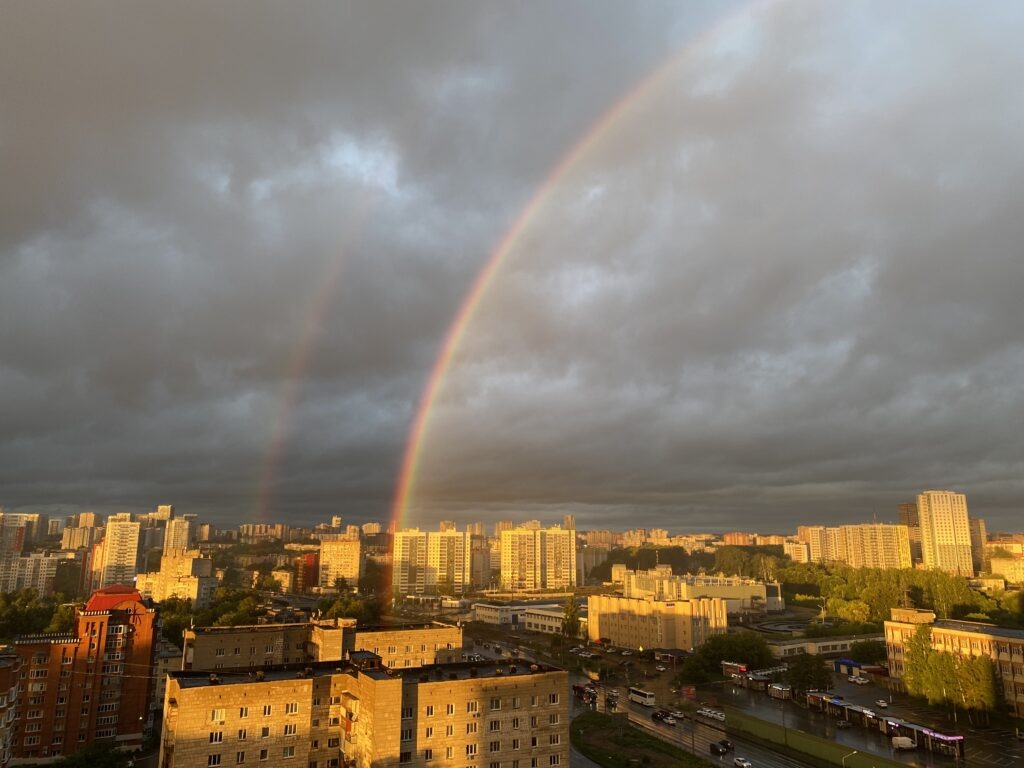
[841,750,858,768]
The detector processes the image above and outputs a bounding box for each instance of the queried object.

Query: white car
[655,665,667,672]
[875,700,888,708]
[854,677,869,685]
[734,759,752,768]
[621,650,633,656]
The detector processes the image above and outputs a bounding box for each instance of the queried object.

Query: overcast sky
[2,1,1023,533]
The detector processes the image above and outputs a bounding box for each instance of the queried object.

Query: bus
[628,687,656,707]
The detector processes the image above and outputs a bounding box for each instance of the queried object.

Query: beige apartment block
[885,608,1024,718]
[917,490,974,576]
[499,527,576,592]
[353,623,463,668]
[990,557,1024,583]
[319,538,363,590]
[137,548,219,607]
[587,594,727,651]
[183,620,462,673]
[835,525,913,570]
[622,570,784,613]
[160,657,569,768]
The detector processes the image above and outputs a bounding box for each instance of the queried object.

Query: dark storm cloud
[2,1,1022,532]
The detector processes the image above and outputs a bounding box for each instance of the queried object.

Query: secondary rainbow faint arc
[390,1,773,528]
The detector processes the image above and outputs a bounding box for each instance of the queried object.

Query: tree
[334,576,350,593]
[562,597,581,640]
[848,640,887,665]
[52,743,132,767]
[784,652,832,695]
[676,631,774,684]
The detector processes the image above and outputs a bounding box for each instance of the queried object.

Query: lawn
[571,711,713,768]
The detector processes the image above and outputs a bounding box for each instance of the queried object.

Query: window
[286,703,298,715]
[548,714,559,725]
[212,709,226,722]
[259,749,269,762]
[446,747,454,759]
[425,727,434,738]
[400,753,411,765]
[263,705,273,716]
[512,739,520,750]
[489,741,500,753]
[489,720,500,732]
[490,698,501,711]
[234,647,241,655]
[424,749,433,761]
[466,745,477,757]
[211,732,224,744]
[328,739,340,749]
[530,717,538,729]
[284,724,297,736]
[549,735,560,745]
[512,697,521,709]
[548,693,559,704]
[467,723,478,735]
[240,707,249,718]
[490,763,501,768]
[283,746,295,759]
[216,648,225,657]
[238,730,247,741]
[208,756,222,767]
[512,718,520,730]
[549,757,560,766]
[425,705,434,717]
[467,701,478,713]
[402,706,413,719]
[401,729,413,742]
[446,704,454,715]
[261,727,270,739]
[530,738,537,748]
[446,725,454,737]
[237,753,246,765]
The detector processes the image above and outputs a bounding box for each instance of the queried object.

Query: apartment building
[794,523,912,569]
[136,549,219,607]
[885,608,1024,718]
[622,569,784,613]
[918,490,974,576]
[499,527,576,592]
[393,529,472,596]
[159,656,569,768]
[353,623,462,669]
[12,586,156,762]
[319,538,363,591]
[163,517,191,552]
[0,653,22,767]
[587,594,727,651]
[91,513,141,590]
[183,620,461,672]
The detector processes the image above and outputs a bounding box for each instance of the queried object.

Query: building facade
[885,608,1024,718]
[12,586,156,762]
[160,656,569,768]
[319,539,363,591]
[499,528,576,592]
[586,594,727,651]
[918,491,974,576]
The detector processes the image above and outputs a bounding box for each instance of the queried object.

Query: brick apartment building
[12,585,156,762]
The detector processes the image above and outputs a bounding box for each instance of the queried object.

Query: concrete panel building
[319,538,363,591]
[918,490,974,576]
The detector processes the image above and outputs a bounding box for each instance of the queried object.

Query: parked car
[854,677,869,685]
[718,740,734,751]
[734,759,752,768]
[709,744,728,756]
[875,699,888,708]
[669,710,686,720]
[621,650,633,656]
[655,665,667,672]
[847,675,858,682]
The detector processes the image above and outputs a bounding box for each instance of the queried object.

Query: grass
[571,711,713,768]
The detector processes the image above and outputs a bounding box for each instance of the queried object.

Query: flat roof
[169,658,563,689]
[932,620,1024,640]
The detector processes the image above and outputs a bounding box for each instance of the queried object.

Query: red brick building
[13,585,156,762]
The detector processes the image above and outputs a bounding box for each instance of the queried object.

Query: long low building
[587,594,727,651]
[160,655,569,768]
[885,608,1024,718]
[183,619,463,672]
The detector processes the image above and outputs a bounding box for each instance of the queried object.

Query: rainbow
[390,0,776,529]
[255,194,377,522]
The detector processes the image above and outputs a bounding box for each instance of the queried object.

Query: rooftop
[933,619,1024,640]
[169,658,564,689]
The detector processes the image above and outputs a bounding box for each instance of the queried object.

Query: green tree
[52,743,132,767]
[562,597,581,639]
[847,640,887,665]
[784,652,832,695]
[676,631,774,684]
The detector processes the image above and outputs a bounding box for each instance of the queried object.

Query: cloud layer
[2,1,1022,532]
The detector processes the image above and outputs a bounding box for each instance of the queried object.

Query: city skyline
[4,2,1024,532]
